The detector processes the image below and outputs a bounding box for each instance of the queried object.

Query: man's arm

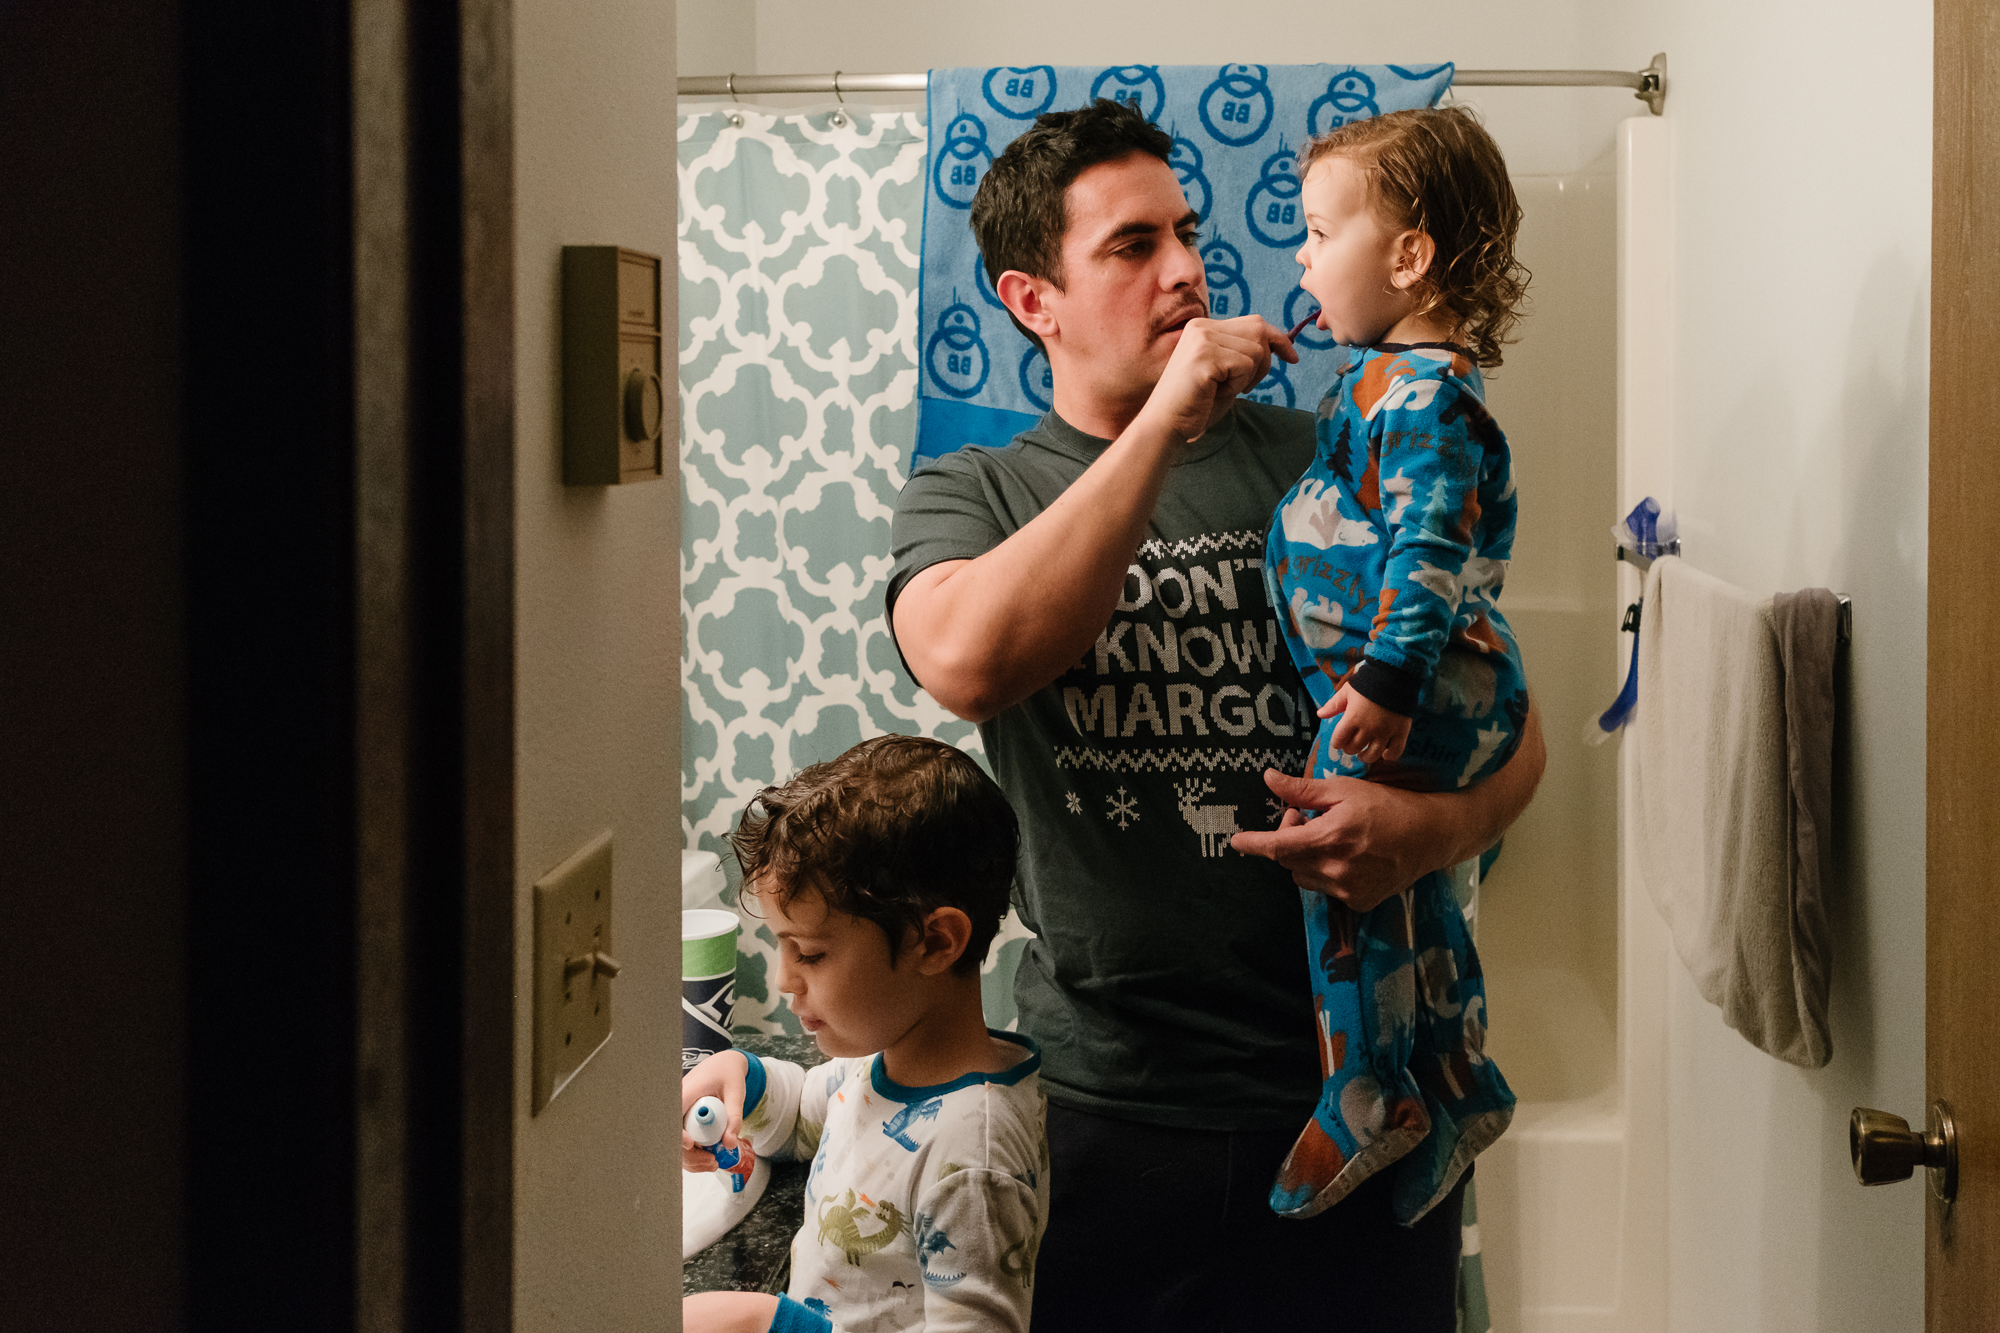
[892,317,1292,722]
[1232,694,1546,911]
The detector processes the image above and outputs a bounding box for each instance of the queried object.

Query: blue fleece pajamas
[1263,342,1523,1224]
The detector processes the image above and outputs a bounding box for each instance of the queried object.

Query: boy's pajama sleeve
[913,1167,1042,1333]
[738,1053,845,1164]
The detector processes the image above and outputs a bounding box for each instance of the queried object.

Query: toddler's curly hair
[1300,106,1529,367]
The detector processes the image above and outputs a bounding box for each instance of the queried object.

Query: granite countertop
[681,1032,821,1298]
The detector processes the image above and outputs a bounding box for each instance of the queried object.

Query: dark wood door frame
[1929,0,2000,1325]
[184,1,515,1328]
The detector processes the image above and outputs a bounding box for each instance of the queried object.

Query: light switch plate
[532,830,616,1114]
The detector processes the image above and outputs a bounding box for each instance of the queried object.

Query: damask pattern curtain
[677,106,1031,1035]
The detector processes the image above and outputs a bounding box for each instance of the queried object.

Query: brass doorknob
[1850,1100,1957,1200]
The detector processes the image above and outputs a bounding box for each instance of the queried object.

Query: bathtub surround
[1632,555,1837,1069]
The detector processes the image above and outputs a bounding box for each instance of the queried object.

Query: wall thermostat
[561,245,666,485]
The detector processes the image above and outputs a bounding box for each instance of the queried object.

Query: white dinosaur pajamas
[737,1033,1049,1333]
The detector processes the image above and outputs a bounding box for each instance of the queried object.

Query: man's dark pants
[1030,1101,1467,1332]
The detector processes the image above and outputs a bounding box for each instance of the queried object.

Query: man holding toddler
[886,99,1544,1331]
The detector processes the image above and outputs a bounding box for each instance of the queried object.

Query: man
[888,100,1543,1331]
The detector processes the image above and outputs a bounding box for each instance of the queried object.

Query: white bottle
[684,1095,741,1171]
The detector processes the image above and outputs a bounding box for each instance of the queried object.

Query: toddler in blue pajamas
[1264,107,1529,1224]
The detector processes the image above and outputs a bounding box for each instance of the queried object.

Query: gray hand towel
[1769,588,1839,1068]
[1632,558,1838,1068]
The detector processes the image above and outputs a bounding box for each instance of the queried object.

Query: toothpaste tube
[685,1095,755,1192]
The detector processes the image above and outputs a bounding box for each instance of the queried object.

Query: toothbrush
[1289,309,1321,339]
[684,1096,741,1171]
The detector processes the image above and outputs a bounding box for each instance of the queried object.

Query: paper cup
[682,908,740,1073]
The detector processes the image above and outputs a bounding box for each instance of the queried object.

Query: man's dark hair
[730,735,1019,975]
[970,98,1175,348]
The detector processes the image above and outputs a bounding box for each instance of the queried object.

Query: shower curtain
[678,105,1033,1035]
[677,101,1487,1333]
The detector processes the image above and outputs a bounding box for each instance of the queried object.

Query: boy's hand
[1322,683,1412,765]
[683,1292,781,1333]
[681,1049,751,1173]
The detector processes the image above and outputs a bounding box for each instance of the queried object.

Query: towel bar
[1615,544,1852,643]
[1615,540,1680,575]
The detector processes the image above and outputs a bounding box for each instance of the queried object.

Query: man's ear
[995,270,1060,344]
[912,906,974,976]
[1390,230,1436,292]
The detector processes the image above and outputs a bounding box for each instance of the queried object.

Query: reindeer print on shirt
[1175,779,1242,857]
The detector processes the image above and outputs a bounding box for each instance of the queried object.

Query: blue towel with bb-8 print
[916,62,1452,465]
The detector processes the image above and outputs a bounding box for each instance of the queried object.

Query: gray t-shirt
[888,403,1322,1131]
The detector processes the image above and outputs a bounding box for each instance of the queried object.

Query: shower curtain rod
[679,53,1668,115]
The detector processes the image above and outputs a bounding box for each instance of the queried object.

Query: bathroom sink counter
[681,1033,820,1297]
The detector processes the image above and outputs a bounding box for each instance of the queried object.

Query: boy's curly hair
[1300,106,1529,368]
[729,735,1018,975]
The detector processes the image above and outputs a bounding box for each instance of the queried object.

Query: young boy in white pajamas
[681,735,1048,1333]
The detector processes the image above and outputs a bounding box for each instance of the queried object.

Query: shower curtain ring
[830,70,848,127]
[725,71,745,127]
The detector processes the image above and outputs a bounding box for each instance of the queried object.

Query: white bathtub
[1472,118,1672,1333]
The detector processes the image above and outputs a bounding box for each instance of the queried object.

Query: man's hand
[1136,315,1297,444]
[1232,769,1445,912]
[891,314,1299,723]
[1232,696,1544,909]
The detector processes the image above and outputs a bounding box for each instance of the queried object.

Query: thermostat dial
[623,369,664,442]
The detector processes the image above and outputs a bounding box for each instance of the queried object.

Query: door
[1926,0,2000,1323]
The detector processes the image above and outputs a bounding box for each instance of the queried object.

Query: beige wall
[679,0,755,88]
[513,0,684,1325]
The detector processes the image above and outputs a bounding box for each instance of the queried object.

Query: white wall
[733,0,1645,175]
[514,1,685,1326]
[1581,3,1931,1330]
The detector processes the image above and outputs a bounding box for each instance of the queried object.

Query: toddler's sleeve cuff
[1349,656,1424,717]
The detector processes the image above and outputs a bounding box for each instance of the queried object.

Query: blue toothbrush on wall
[1590,497,1677,744]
